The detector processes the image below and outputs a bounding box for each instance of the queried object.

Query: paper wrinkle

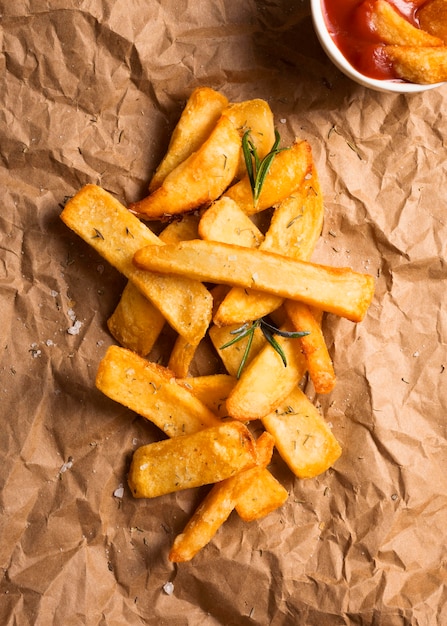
[2,1,447,624]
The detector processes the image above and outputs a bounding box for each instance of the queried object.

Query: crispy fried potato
[370,0,443,46]
[60,185,212,345]
[129,115,241,219]
[226,323,308,421]
[128,421,258,499]
[284,300,336,394]
[222,98,275,179]
[169,432,275,562]
[133,239,375,323]
[223,139,313,215]
[384,45,447,83]
[215,164,324,325]
[95,346,221,437]
[234,469,288,521]
[418,0,447,43]
[149,87,229,192]
[107,281,165,356]
[167,335,198,378]
[158,213,200,244]
[262,387,342,479]
[177,374,236,418]
[208,322,266,378]
[199,197,264,248]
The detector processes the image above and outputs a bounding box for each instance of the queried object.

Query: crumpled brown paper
[1,1,447,624]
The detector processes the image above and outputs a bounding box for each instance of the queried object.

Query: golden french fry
[284,300,336,395]
[262,387,342,479]
[418,0,447,43]
[234,469,288,522]
[222,98,275,179]
[95,345,221,437]
[107,281,165,356]
[167,334,198,378]
[169,432,275,562]
[158,213,200,244]
[129,115,241,219]
[226,324,308,421]
[177,374,236,418]
[60,185,212,345]
[384,45,447,83]
[223,139,313,215]
[198,197,264,248]
[128,421,258,499]
[208,322,266,378]
[133,239,375,323]
[370,0,443,46]
[215,163,324,325]
[149,87,229,192]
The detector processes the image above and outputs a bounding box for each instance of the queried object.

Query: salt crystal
[113,484,124,499]
[67,320,82,335]
[163,582,174,595]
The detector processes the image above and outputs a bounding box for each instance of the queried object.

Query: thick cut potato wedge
[199,197,264,248]
[223,139,313,215]
[60,185,212,345]
[234,469,288,521]
[149,87,229,192]
[222,98,276,180]
[169,432,276,562]
[209,322,266,378]
[107,281,165,356]
[177,374,236,418]
[167,334,199,378]
[284,300,336,394]
[95,346,221,437]
[158,213,200,244]
[215,164,324,325]
[384,45,447,83]
[262,387,342,479]
[129,115,241,219]
[128,421,258,499]
[226,324,308,421]
[133,239,375,323]
[418,0,447,43]
[370,0,443,46]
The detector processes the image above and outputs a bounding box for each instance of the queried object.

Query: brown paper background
[1,1,447,624]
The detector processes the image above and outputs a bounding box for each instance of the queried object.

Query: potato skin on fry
[384,45,447,83]
[129,115,241,219]
[128,421,258,498]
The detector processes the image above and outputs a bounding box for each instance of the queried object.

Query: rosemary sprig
[242,129,285,206]
[220,317,310,379]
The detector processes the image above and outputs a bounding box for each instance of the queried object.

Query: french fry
[284,300,336,394]
[133,239,375,323]
[128,421,258,499]
[223,139,313,215]
[215,163,324,325]
[95,345,221,437]
[177,374,236,418]
[226,324,308,421]
[208,322,266,378]
[167,334,198,378]
[158,213,200,244]
[107,281,165,356]
[149,87,229,192]
[168,432,276,562]
[261,387,342,479]
[222,98,275,179]
[384,45,447,83]
[370,0,443,46]
[234,469,288,522]
[198,197,264,248]
[60,185,213,345]
[418,0,447,44]
[129,115,241,219]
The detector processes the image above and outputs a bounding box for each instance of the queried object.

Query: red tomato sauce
[322,0,428,80]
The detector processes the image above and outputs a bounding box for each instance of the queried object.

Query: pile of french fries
[368,0,447,83]
[61,87,375,562]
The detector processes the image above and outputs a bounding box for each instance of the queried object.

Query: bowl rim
[310,0,445,94]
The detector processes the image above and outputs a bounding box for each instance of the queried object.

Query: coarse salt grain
[163,582,174,595]
[113,484,124,499]
[67,320,82,335]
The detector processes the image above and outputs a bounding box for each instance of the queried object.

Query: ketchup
[322,0,428,80]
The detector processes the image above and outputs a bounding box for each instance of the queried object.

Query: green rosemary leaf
[260,324,288,367]
[260,319,310,339]
[236,327,255,379]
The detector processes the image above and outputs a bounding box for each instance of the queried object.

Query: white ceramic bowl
[310,0,444,94]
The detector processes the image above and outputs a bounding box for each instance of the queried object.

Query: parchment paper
[1,1,447,624]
